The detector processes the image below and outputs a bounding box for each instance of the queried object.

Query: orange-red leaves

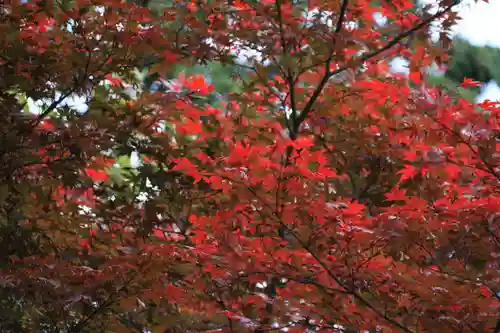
[402,150,418,162]
[398,164,418,182]
[6,0,500,331]
[38,120,55,131]
[409,71,422,85]
[228,142,253,166]
[171,157,203,183]
[186,1,197,12]
[461,78,482,88]
[165,284,186,300]
[443,164,462,180]
[366,255,392,271]
[479,286,492,297]
[183,74,214,95]
[207,175,231,192]
[79,238,92,253]
[223,310,238,319]
[295,149,336,179]
[343,201,366,216]
[291,136,314,149]
[85,168,109,182]
[385,187,408,202]
[177,117,203,135]
[476,99,500,115]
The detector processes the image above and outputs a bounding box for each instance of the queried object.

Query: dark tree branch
[288,0,349,138]
[31,32,123,128]
[32,38,95,128]
[227,176,418,333]
[275,0,300,138]
[294,0,461,134]
[66,268,142,333]
[335,0,349,33]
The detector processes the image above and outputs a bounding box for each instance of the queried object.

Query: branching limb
[294,0,461,135]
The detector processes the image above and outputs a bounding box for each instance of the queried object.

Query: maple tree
[0,0,499,332]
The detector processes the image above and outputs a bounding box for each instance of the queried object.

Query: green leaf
[116,155,132,168]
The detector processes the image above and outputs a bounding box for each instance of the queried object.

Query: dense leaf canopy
[0,0,498,332]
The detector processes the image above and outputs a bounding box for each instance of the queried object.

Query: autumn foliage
[0,0,498,332]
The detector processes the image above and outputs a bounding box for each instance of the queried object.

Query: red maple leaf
[398,164,418,182]
[85,168,109,182]
[409,71,422,85]
[172,157,203,183]
[343,201,366,216]
[385,187,408,201]
[178,117,203,135]
[460,78,482,88]
[79,238,92,253]
[38,120,55,131]
[183,74,214,95]
[443,164,461,180]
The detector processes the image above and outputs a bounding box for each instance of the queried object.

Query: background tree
[427,37,500,101]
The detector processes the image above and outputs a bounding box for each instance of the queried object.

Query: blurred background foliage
[428,37,500,101]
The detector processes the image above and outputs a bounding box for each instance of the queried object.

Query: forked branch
[293,0,461,135]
